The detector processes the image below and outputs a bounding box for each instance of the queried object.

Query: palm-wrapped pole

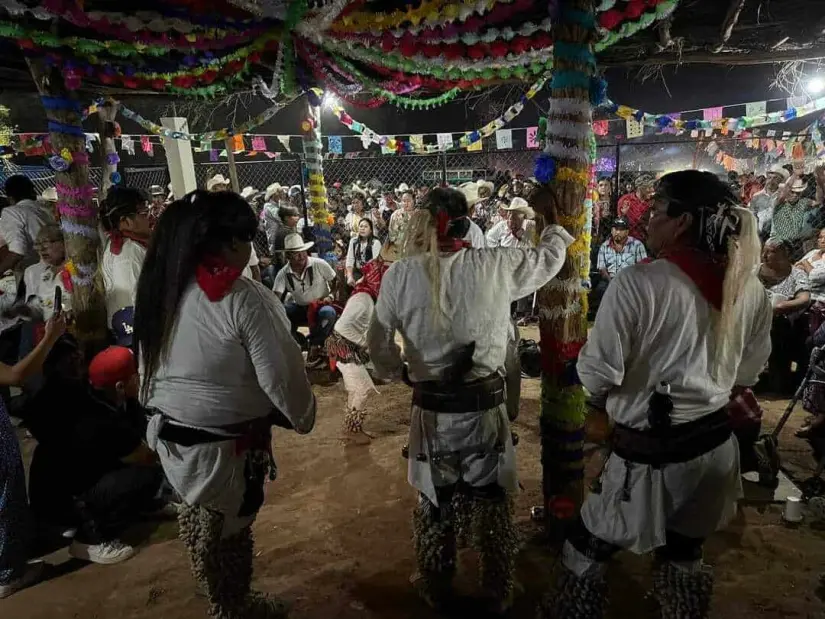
[536,0,597,525]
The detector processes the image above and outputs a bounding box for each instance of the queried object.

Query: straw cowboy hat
[476,180,494,197]
[281,232,314,253]
[503,196,535,219]
[395,182,410,195]
[265,183,284,201]
[790,178,808,193]
[150,184,164,196]
[768,164,791,181]
[206,174,230,191]
[459,182,482,207]
[288,185,302,197]
[40,187,57,202]
[350,182,368,198]
[240,186,258,200]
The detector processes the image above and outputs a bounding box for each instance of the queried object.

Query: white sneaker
[0,561,44,599]
[69,539,138,565]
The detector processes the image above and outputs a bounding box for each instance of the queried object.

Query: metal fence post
[441,151,448,186]
[298,155,309,233]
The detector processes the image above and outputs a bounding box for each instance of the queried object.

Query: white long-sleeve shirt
[577,259,772,430]
[464,219,486,248]
[485,219,536,248]
[142,278,316,431]
[368,225,573,383]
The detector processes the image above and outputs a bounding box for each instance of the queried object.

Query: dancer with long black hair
[134,190,316,619]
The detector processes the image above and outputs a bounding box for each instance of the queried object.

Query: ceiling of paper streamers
[0,0,678,97]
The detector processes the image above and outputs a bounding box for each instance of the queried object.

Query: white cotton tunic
[101,237,146,328]
[143,278,316,535]
[464,219,486,248]
[576,259,772,554]
[368,225,573,505]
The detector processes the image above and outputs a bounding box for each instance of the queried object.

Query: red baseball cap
[88,346,137,390]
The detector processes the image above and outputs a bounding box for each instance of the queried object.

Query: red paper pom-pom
[625,0,646,19]
[171,75,194,88]
[489,40,509,58]
[599,9,623,30]
[248,51,261,64]
[533,32,552,49]
[200,69,218,84]
[463,16,482,32]
[399,38,417,58]
[151,78,167,90]
[380,33,395,53]
[423,44,442,58]
[509,36,529,55]
[123,77,139,89]
[17,38,35,50]
[99,73,117,85]
[467,44,485,61]
[443,43,463,60]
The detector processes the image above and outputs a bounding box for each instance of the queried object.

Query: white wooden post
[160,117,197,197]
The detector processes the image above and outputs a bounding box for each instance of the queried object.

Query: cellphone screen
[54,286,62,316]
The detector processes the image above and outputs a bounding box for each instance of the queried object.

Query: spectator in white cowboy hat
[769,171,818,257]
[206,174,230,192]
[39,187,57,221]
[457,183,489,248]
[273,233,338,360]
[486,196,537,249]
[749,164,789,238]
[389,189,416,246]
[240,186,258,201]
[395,182,410,197]
[261,183,286,252]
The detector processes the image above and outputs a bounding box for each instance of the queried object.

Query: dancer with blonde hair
[540,170,771,619]
[368,187,572,613]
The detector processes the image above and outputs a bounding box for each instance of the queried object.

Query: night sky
[0,63,796,137]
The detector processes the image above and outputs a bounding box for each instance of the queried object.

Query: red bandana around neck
[196,256,243,302]
[659,248,726,310]
[109,230,149,256]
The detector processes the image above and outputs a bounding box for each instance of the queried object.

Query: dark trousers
[74,465,162,544]
[284,302,337,348]
[768,315,809,394]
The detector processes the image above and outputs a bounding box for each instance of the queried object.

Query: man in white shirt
[458,181,491,248]
[273,233,338,355]
[486,197,537,248]
[368,187,571,613]
[0,175,56,284]
[541,171,772,619]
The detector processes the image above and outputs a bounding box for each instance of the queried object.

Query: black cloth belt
[151,410,285,448]
[612,408,731,467]
[412,373,505,413]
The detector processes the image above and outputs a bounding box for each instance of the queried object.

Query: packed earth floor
[5,330,825,619]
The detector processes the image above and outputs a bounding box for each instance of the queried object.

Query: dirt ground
[5,363,825,618]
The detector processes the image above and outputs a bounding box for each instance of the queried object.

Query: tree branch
[713,0,748,53]
[600,46,825,67]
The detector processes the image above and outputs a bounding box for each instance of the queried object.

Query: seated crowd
[2,162,823,602]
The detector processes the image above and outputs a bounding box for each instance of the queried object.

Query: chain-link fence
[196,158,303,192]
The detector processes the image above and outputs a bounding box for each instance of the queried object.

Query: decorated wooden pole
[534,0,598,525]
[301,88,333,253]
[26,59,107,346]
